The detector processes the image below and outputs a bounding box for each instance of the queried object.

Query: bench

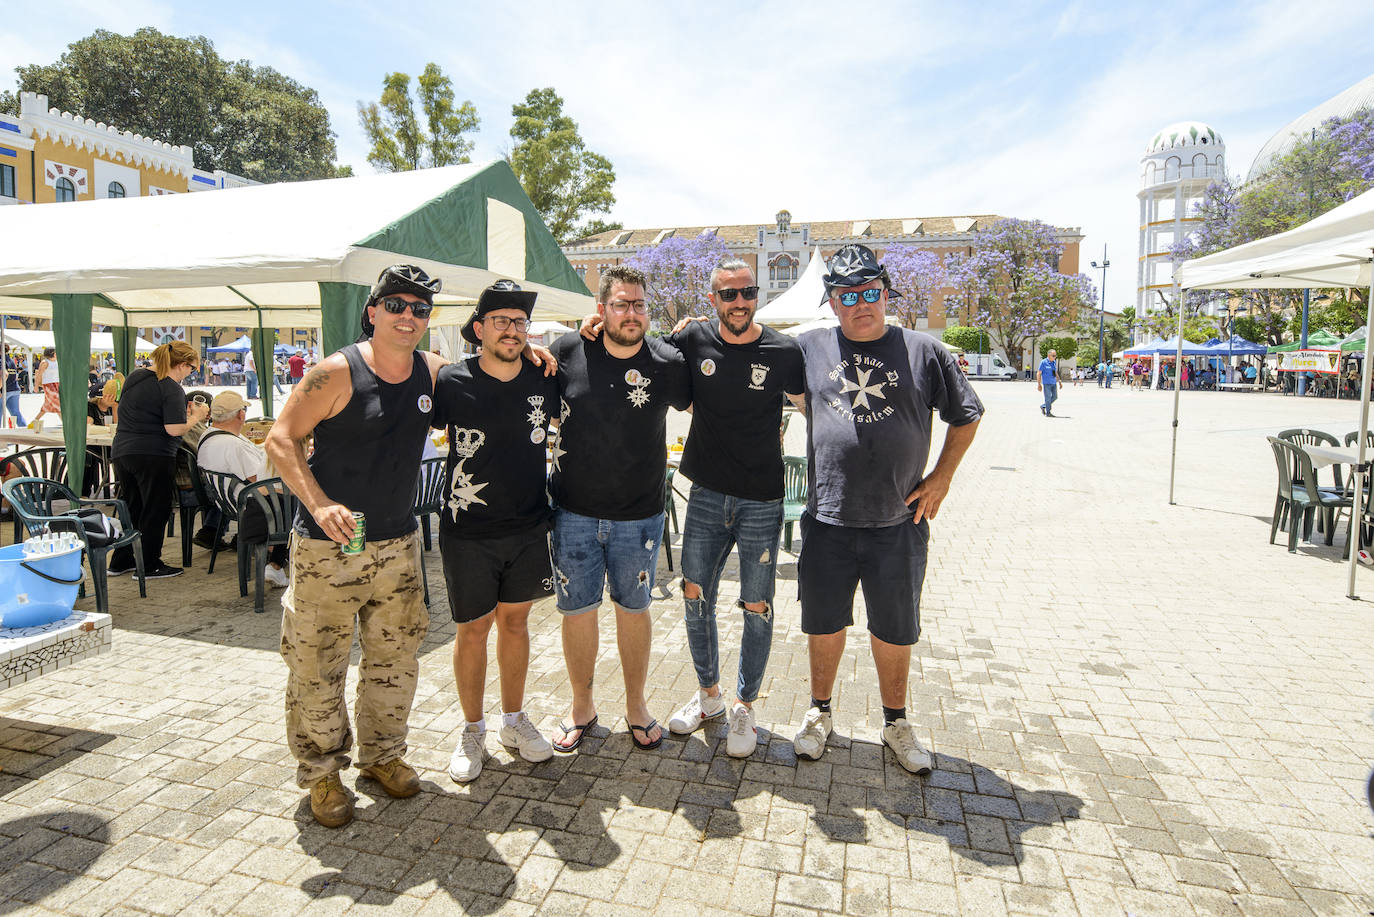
[1217,382,1262,391]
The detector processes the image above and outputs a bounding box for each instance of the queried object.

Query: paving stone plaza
[1,381,1373,916]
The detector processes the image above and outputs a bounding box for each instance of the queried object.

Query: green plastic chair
[782,456,808,551]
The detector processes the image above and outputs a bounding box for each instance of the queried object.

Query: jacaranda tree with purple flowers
[950,218,1094,370]
[627,233,733,327]
[882,246,945,330]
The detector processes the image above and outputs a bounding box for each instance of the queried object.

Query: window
[0,163,14,199]
[55,177,75,202]
[107,181,125,199]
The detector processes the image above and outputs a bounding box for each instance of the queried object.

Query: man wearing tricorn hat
[790,244,983,775]
[267,264,446,827]
[438,281,560,783]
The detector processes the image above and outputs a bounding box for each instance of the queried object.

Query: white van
[964,353,1017,380]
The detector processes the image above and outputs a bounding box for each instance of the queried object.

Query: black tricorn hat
[819,243,902,303]
[460,280,538,345]
[360,264,441,337]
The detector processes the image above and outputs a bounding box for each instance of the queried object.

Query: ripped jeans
[681,484,783,704]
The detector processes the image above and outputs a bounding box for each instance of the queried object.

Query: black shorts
[439,525,553,624]
[796,512,928,645]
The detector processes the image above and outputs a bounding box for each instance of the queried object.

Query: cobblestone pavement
[2,381,1373,916]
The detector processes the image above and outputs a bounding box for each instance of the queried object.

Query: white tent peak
[756,247,828,327]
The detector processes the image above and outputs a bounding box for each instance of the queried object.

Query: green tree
[10,28,344,181]
[941,326,989,352]
[357,64,479,172]
[509,88,615,243]
[1039,335,1077,358]
[1074,340,1099,366]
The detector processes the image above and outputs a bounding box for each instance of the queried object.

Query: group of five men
[264,245,983,829]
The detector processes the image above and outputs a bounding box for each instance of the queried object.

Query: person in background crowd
[2,346,24,426]
[288,350,307,388]
[86,375,123,426]
[30,347,60,428]
[1038,349,1060,417]
[245,346,259,400]
[109,341,210,579]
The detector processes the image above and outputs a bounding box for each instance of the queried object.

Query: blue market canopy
[1123,336,1215,356]
[206,335,252,353]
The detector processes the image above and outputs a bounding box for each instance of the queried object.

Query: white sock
[501,711,523,729]
[466,718,485,733]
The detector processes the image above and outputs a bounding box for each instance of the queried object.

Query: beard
[606,320,645,347]
[487,338,523,362]
[717,303,755,336]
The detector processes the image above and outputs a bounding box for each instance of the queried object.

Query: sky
[2,0,1373,312]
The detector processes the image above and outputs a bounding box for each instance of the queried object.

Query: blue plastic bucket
[0,542,84,628]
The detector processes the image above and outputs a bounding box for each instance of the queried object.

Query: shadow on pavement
[0,810,111,914]
[0,718,114,796]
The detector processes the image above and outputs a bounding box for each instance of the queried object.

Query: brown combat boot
[309,772,354,828]
[359,758,421,798]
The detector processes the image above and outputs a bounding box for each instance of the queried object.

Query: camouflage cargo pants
[281,531,428,788]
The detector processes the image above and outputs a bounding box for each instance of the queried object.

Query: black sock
[883,706,905,725]
[811,697,831,713]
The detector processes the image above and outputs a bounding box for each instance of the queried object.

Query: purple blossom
[882,246,945,329]
[626,234,733,326]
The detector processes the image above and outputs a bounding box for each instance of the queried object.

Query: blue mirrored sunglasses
[836,288,884,307]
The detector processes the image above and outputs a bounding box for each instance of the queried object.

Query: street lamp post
[1091,245,1110,366]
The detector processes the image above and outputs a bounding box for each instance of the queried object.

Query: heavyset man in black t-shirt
[266,265,446,829]
[434,281,559,784]
[791,244,984,776]
[548,265,691,753]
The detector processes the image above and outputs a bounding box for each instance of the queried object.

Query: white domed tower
[1137,121,1225,317]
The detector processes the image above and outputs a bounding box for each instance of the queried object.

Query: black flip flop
[629,719,663,750]
[553,715,597,753]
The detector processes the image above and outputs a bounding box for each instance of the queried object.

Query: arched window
[55,177,76,202]
[107,181,126,199]
[769,263,777,281]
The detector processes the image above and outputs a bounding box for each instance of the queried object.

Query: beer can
[342,512,366,555]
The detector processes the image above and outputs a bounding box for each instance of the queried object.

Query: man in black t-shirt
[548,265,691,753]
[434,281,559,784]
[653,260,806,758]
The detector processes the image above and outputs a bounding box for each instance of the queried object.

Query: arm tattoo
[302,369,330,395]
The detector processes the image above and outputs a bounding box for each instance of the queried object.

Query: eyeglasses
[715,286,759,302]
[607,300,648,315]
[379,296,434,319]
[835,288,884,307]
[485,315,530,333]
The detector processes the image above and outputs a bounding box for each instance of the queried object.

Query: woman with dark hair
[109,342,210,578]
[2,346,23,426]
[30,346,59,428]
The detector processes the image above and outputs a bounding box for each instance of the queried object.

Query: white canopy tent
[1,328,156,353]
[1176,184,1374,599]
[755,247,827,327]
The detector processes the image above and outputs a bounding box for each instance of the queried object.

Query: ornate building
[563,210,1083,332]
[1136,121,1226,317]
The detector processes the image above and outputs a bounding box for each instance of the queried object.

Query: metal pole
[1168,292,1185,505]
[0,313,7,426]
[1348,267,1374,599]
[1298,288,1311,395]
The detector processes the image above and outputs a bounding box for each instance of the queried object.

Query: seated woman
[86,375,123,426]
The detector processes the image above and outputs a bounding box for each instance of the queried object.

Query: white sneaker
[793,706,831,760]
[667,688,727,735]
[726,703,757,758]
[264,565,289,588]
[448,726,487,783]
[498,712,553,763]
[882,718,933,775]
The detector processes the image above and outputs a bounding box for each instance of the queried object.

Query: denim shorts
[797,512,928,645]
[550,507,665,615]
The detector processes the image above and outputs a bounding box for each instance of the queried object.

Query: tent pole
[0,313,7,426]
[1348,265,1374,600]
[1168,299,1185,505]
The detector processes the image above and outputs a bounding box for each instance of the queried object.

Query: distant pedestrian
[1096,360,1105,388]
[3,347,24,426]
[244,346,259,400]
[288,350,306,387]
[30,347,60,428]
[1104,361,1114,389]
[1038,350,1060,417]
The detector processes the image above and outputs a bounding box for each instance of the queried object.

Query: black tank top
[294,345,434,541]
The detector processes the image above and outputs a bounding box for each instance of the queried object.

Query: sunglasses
[379,296,434,319]
[485,315,529,332]
[836,288,884,307]
[715,286,759,303]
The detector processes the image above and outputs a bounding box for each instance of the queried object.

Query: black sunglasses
[836,288,884,307]
[379,296,434,319]
[715,286,759,302]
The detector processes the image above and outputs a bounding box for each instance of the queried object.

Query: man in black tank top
[266,265,445,829]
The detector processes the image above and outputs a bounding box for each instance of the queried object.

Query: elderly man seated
[197,391,289,588]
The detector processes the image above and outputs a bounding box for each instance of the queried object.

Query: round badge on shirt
[417,394,433,413]
[624,369,646,386]
[700,359,716,377]
[530,427,546,444]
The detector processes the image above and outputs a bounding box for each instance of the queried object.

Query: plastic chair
[1277,428,1343,493]
[412,456,447,606]
[175,446,213,568]
[201,468,296,614]
[414,457,447,553]
[1344,430,1374,450]
[1268,438,1352,551]
[2,476,146,616]
[782,456,808,551]
[7,448,67,543]
[662,467,680,572]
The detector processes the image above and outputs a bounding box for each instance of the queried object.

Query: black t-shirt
[431,357,558,539]
[549,333,691,520]
[112,368,188,459]
[86,398,113,426]
[668,320,805,501]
